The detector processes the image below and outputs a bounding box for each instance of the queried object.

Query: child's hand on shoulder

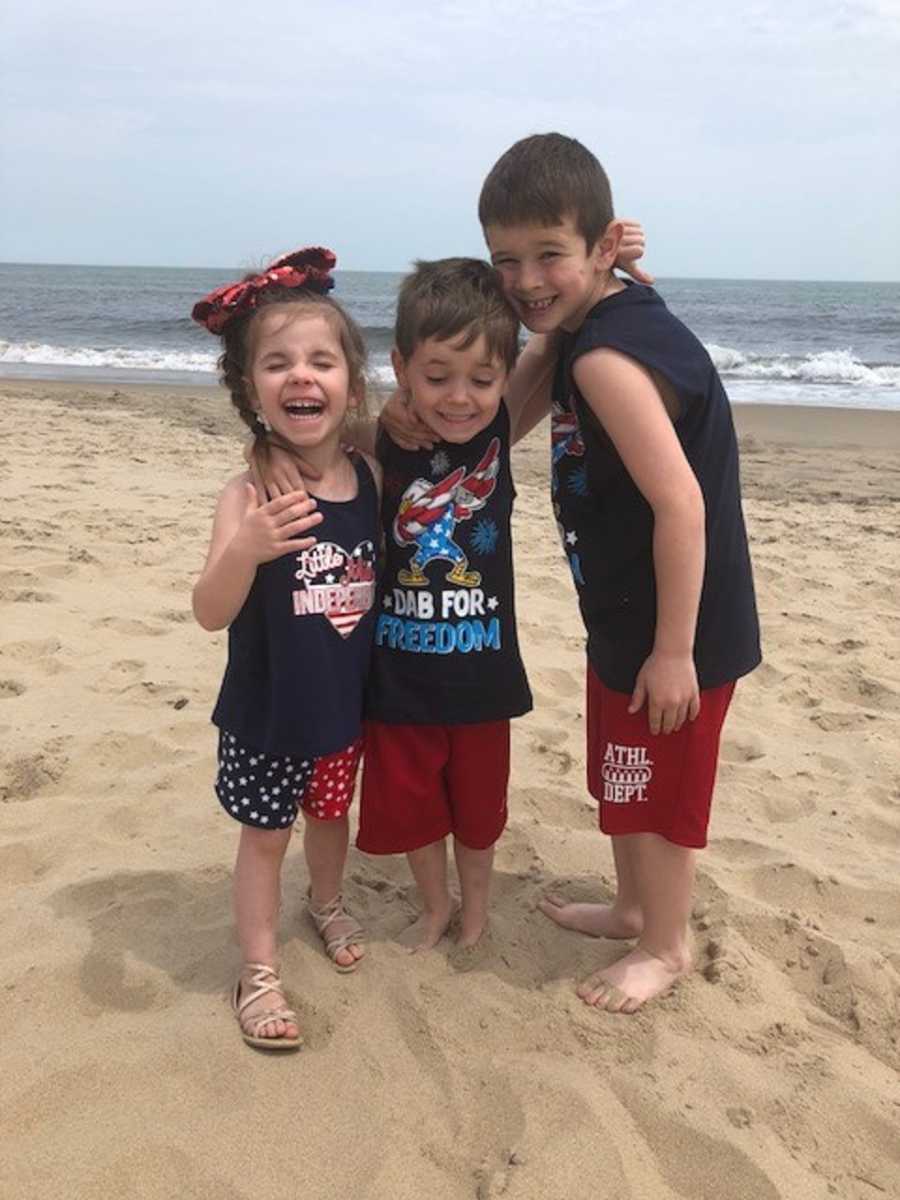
[380,390,436,451]
[244,439,319,499]
[629,650,700,735]
[614,219,654,286]
[231,483,322,564]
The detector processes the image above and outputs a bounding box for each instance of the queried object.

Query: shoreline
[6,376,900,450]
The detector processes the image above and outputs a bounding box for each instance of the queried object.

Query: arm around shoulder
[505,332,561,444]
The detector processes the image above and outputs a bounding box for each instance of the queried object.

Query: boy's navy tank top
[551,282,761,693]
[212,454,379,757]
[367,402,532,724]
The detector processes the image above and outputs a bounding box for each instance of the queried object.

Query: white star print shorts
[214,731,363,829]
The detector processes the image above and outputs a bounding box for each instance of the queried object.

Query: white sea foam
[706,344,900,388]
[1,339,897,396]
[0,340,218,374]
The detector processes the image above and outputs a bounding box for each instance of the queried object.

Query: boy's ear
[390,347,408,389]
[595,218,624,270]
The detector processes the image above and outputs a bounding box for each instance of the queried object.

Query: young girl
[191,248,380,1051]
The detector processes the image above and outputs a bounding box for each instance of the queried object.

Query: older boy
[479,133,760,1012]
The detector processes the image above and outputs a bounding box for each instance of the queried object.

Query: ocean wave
[0,340,218,374]
[2,338,897,394]
[706,345,900,388]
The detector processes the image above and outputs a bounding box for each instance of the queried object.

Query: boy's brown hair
[478,132,614,251]
[394,257,519,371]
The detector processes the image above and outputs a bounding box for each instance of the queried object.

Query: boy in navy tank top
[192,251,380,1050]
[480,134,761,1013]
[357,259,538,951]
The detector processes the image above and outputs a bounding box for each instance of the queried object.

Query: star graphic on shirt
[383,594,393,609]
[325,574,335,583]
[565,530,578,546]
[487,596,499,611]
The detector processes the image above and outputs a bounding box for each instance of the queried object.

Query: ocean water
[1,263,898,410]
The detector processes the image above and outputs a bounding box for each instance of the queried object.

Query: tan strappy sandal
[231,963,303,1051]
[307,893,365,973]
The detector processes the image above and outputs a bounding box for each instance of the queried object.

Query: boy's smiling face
[393,332,507,445]
[485,215,612,334]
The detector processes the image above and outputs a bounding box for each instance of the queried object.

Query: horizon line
[0,260,898,287]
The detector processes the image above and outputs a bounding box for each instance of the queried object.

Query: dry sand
[1,379,898,1200]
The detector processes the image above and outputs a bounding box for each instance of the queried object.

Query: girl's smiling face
[247,309,355,449]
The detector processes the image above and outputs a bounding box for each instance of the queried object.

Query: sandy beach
[1,378,898,1200]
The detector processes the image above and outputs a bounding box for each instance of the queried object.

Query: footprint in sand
[0,588,58,604]
[720,736,766,764]
[0,740,70,802]
[0,636,67,678]
[0,568,40,587]
[0,678,26,698]
[809,709,871,733]
[88,658,147,695]
[91,616,169,637]
[0,636,62,662]
[155,608,193,624]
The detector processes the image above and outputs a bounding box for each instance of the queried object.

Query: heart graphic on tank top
[291,540,376,638]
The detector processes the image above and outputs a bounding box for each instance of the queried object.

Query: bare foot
[399,903,454,952]
[576,946,691,1013]
[456,914,488,949]
[448,922,493,972]
[538,892,643,939]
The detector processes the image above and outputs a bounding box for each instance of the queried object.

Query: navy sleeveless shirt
[212,455,379,756]
[552,282,761,693]
[367,402,532,724]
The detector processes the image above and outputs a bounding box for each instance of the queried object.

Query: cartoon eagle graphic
[392,438,500,588]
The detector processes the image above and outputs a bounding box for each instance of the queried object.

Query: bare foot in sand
[538,892,643,939]
[457,913,488,949]
[576,946,690,1013]
[399,902,454,952]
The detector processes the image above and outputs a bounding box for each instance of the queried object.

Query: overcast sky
[3,1,898,280]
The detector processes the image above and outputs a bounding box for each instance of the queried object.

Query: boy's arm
[192,476,321,630]
[343,415,379,459]
[244,438,313,499]
[505,332,561,445]
[573,350,705,735]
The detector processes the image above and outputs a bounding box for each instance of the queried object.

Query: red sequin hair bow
[191,246,337,333]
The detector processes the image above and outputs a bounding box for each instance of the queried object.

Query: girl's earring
[255,411,271,433]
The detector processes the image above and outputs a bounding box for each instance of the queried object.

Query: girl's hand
[231,485,323,564]
[380,391,436,451]
[615,219,654,285]
[629,650,700,735]
[244,439,319,499]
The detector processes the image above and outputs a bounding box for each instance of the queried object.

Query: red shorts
[587,666,735,849]
[357,720,510,854]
